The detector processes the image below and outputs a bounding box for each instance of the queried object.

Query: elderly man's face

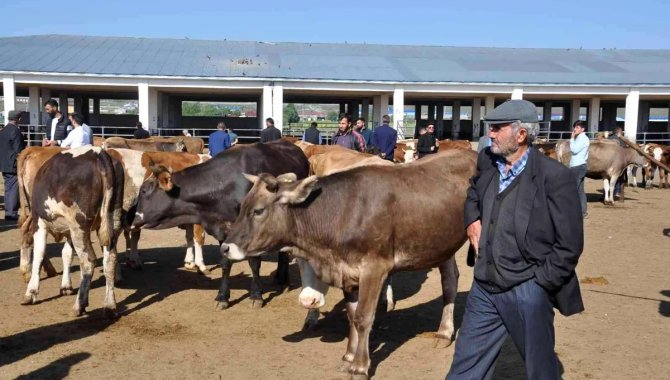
[489,122,524,157]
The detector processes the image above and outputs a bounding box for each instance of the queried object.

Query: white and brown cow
[24,146,124,317]
[102,137,186,152]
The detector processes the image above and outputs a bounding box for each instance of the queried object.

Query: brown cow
[638,143,669,189]
[438,139,472,151]
[146,136,205,154]
[221,149,477,378]
[24,146,124,317]
[294,141,348,159]
[308,149,394,177]
[103,136,186,152]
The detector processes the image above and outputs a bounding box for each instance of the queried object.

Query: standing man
[260,117,282,143]
[354,117,372,147]
[0,111,26,222]
[447,100,584,380]
[570,120,590,218]
[133,121,150,139]
[371,114,397,161]
[226,127,239,146]
[417,121,439,159]
[62,114,91,148]
[42,99,71,146]
[302,122,322,145]
[209,121,231,157]
[332,114,366,152]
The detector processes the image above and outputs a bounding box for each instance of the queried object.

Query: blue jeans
[570,164,588,216]
[2,172,19,218]
[447,280,559,380]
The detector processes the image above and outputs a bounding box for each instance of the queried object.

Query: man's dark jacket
[464,147,584,316]
[260,126,282,143]
[0,122,26,173]
[45,112,71,142]
[134,128,151,139]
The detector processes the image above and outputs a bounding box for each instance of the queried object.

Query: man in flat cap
[0,111,26,222]
[447,100,584,380]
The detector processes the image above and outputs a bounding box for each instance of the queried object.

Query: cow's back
[17,147,65,227]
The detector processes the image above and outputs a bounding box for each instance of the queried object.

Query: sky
[3,0,670,49]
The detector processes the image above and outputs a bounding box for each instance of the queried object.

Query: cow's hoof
[20,294,36,305]
[250,299,264,309]
[60,287,74,296]
[126,259,143,271]
[103,307,118,319]
[434,336,453,349]
[350,374,369,380]
[71,307,86,317]
[215,301,229,310]
[184,262,197,271]
[197,266,211,275]
[337,361,352,373]
[385,300,396,312]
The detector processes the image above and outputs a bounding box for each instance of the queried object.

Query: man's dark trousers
[446,280,560,380]
[3,173,19,218]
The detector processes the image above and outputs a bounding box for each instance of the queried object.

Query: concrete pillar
[92,98,101,125]
[339,103,346,115]
[414,104,421,138]
[602,104,617,130]
[28,86,40,125]
[348,101,359,119]
[138,82,156,131]
[372,96,382,126]
[436,103,445,139]
[570,99,581,124]
[427,105,436,121]
[261,85,273,130]
[485,96,495,116]
[272,84,283,132]
[74,97,84,115]
[472,98,482,139]
[2,76,16,125]
[160,94,169,129]
[452,100,461,139]
[361,99,370,122]
[59,92,68,114]
[81,97,90,123]
[41,88,51,125]
[543,102,552,122]
[588,97,600,133]
[511,88,523,100]
[637,101,650,133]
[392,88,404,135]
[624,90,640,142]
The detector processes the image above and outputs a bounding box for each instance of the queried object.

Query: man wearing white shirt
[61,114,91,148]
[569,120,590,218]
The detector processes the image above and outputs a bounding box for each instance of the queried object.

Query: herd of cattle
[10,133,668,379]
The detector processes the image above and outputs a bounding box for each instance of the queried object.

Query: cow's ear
[157,170,174,191]
[278,175,318,205]
[243,173,259,184]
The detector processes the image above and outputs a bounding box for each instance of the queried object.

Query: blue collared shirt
[569,133,590,167]
[495,148,530,193]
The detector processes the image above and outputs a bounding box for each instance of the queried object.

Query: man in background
[372,114,397,161]
[260,117,282,143]
[0,110,26,222]
[134,121,150,139]
[42,99,71,146]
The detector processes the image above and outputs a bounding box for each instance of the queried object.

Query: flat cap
[7,110,22,121]
[484,100,539,124]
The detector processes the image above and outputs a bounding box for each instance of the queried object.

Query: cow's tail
[97,150,122,249]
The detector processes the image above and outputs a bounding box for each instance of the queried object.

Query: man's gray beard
[491,141,520,159]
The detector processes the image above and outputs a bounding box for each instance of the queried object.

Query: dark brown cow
[221,149,477,379]
[23,147,124,317]
[103,136,186,152]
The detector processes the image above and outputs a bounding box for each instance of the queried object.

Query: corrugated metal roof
[2,34,670,85]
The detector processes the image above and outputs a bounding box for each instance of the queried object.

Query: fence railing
[537,130,670,144]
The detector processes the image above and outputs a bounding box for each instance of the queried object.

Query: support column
[74,97,84,115]
[570,99,581,124]
[472,98,482,139]
[511,88,523,100]
[485,96,495,116]
[414,104,421,138]
[543,102,552,122]
[372,96,382,126]
[28,86,40,125]
[427,104,436,121]
[361,99,370,122]
[2,76,16,125]
[138,82,156,131]
[452,100,461,139]
[41,88,51,125]
[261,85,273,130]
[624,90,640,142]
[81,97,90,123]
[339,103,346,115]
[272,84,283,132]
[588,97,600,133]
[59,92,68,114]
[392,88,404,136]
[602,104,617,130]
[348,101,359,119]
[637,101,650,133]
[436,103,444,139]
[160,94,169,129]
[92,98,101,126]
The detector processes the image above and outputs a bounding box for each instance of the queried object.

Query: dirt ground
[1,177,669,380]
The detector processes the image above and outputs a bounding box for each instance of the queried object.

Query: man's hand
[466,220,482,256]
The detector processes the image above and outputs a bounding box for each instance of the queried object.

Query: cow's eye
[253,208,265,216]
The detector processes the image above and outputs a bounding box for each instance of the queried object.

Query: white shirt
[60,126,91,148]
[50,118,59,141]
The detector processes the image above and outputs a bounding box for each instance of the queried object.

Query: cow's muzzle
[220,243,247,261]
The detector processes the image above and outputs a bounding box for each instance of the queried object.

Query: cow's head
[221,172,318,261]
[131,162,185,229]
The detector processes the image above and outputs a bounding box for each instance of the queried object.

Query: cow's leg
[125,228,142,270]
[297,258,328,330]
[60,239,75,295]
[603,178,612,204]
[629,166,637,187]
[380,276,395,312]
[19,215,34,283]
[102,244,118,318]
[22,218,47,305]
[215,254,233,310]
[662,168,668,189]
[340,288,359,372]
[72,229,94,317]
[274,251,290,289]
[248,257,264,309]
[435,256,459,348]
[193,224,208,274]
[611,174,622,203]
[183,224,196,270]
[348,272,387,379]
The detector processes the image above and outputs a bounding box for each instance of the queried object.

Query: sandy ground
[0,177,669,380]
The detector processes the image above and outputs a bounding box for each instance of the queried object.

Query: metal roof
[2,34,670,85]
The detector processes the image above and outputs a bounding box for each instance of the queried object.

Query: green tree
[284,103,300,124]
